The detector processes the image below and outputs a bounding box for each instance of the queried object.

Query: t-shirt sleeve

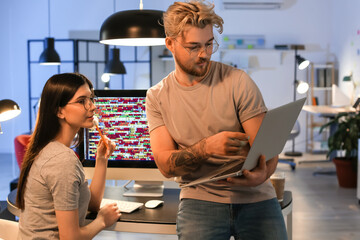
[234,71,267,123]
[41,151,82,211]
[146,88,165,133]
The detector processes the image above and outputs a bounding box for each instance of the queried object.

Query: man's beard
[175,55,210,77]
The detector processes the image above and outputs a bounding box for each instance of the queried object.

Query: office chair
[14,134,31,169]
[278,121,300,170]
[10,134,31,191]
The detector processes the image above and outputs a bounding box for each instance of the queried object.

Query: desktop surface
[7,188,292,235]
[86,186,180,224]
[303,105,356,117]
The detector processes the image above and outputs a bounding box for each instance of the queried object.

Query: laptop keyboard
[210,161,244,179]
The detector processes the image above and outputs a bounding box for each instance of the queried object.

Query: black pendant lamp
[104,48,126,75]
[100,0,165,46]
[39,37,61,65]
[39,0,60,65]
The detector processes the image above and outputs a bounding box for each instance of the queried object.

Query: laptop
[183,97,306,187]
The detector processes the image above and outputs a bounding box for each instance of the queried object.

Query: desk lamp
[0,99,21,134]
[285,45,310,157]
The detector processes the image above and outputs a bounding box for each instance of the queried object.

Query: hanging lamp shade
[100,10,165,46]
[39,37,61,65]
[0,99,21,122]
[104,48,126,74]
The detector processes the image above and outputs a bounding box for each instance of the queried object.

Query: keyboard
[101,198,144,213]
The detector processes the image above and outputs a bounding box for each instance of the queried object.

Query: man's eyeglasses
[67,96,96,111]
[175,38,219,57]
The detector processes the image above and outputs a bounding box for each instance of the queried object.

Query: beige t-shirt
[146,61,276,204]
[19,141,91,239]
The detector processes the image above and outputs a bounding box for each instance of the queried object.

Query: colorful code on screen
[87,97,154,161]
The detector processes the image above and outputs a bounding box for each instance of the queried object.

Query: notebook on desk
[183,97,306,187]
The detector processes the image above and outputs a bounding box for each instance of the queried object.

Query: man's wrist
[167,137,211,176]
[197,137,211,160]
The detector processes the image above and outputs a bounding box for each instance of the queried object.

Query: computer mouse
[145,200,164,209]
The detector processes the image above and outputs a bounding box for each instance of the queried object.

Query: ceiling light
[39,37,61,65]
[39,0,60,65]
[104,48,126,75]
[100,0,165,46]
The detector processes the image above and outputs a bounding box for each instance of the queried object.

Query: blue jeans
[177,198,287,240]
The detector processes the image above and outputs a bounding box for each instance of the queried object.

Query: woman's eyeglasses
[67,96,96,110]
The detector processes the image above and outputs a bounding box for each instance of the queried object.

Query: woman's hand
[96,203,121,228]
[96,136,116,162]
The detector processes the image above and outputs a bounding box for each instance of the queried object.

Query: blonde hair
[163,0,224,38]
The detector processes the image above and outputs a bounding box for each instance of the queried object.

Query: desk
[303,105,355,118]
[7,188,293,239]
[303,105,355,168]
[87,186,178,234]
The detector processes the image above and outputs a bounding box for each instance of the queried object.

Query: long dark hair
[16,73,93,210]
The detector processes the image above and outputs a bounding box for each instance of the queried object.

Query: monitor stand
[123,181,164,197]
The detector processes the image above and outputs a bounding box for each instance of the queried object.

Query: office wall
[331,0,360,103]
[0,3,14,149]
[0,0,336,154]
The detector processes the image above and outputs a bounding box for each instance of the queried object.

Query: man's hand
[219,155,277,187]
[205,131,249,156]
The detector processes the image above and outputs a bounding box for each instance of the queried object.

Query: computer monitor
[79,89,170,197]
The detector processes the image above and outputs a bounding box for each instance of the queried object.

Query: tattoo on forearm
[168,138,209,175]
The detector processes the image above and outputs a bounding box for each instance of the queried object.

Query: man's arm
[149,126,207,178]
[225,112,279,186]
[150,125,249,178]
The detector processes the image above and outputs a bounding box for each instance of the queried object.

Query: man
[146,1,287,239]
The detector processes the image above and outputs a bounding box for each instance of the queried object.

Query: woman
[16,73,121,239]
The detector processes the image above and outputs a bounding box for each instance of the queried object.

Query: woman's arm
[88,138,116,212]
[56,204,120,240]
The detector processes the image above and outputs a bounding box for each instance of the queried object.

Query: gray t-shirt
[146,61,276,204]
[19,141,91,240]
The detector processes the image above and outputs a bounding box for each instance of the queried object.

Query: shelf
[158,55,173,61]
[309,122,327,128]
[219,48,285,66]
[220,48,328,67]
[313,87,332,90]
[219,48,327,53]
[312,64,334,68]
[220,48,285,53]
[241,67,276,71]
[306,62,335,153]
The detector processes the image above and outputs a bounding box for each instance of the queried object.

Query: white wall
[331,0,360,103]
[0,0,344,155]
[0,2,14,150]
